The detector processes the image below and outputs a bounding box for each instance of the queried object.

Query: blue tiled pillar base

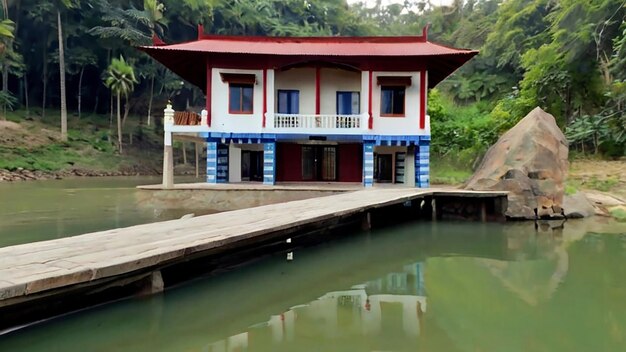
[415,137,430,188]
[216,143,229,183]
[263,142,276,185]
[363,142,374,187]
[206,141,217,183]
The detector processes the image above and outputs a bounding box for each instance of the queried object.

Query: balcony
[267,113,367,134]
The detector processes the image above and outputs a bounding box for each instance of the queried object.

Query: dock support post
[361,211,372,230]
[139,270,164,296]
[415,137,430,188]
[263,142,276,185]
[206,141,217,183]
[480,200,487,222]
[162,104,174,189]
[363,142,374,187]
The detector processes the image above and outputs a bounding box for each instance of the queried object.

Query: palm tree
[104,55,137,154]
[89,0,167,127]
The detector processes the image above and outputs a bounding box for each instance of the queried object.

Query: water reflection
[0,220,624,352]
[206,262,428,352]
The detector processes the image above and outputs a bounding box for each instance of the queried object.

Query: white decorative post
[162,103,175,188]
[200,109,208,126]
[164,103,174,126]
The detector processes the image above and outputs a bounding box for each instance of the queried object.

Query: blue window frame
[277,90,299,114]
[336,91,360,115]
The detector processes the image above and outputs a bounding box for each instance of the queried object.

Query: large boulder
[465,107,569,219]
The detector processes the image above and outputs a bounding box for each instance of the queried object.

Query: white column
[266,69,275,128]
[360,71,369,129]
[162,104,174,188]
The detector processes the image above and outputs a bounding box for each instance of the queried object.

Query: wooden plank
[0,188,506,304]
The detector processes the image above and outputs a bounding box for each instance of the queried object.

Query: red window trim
[228,83,254,115]
[380,85,406,118]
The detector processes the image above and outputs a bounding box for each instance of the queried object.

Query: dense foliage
[0,0,623,159]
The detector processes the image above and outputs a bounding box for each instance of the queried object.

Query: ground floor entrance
[301,145,337,181]
[241,150,263,182]
[276,143,362,183]
[195,136,430,188]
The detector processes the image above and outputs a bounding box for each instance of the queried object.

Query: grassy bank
[0,109,164,175]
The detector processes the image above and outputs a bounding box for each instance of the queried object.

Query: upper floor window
[337,91,360,115]
[380,86,405,117]
[277,90,300,114]
[229,83,254,114]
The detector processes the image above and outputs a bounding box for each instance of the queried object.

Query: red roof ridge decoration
[151,33,166,46]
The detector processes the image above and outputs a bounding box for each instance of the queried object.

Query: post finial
[164,102,175,126]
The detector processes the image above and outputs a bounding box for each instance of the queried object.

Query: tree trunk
[42,46,47,120]
[117,93,122,154]
[147,75,154,126]
[2,0,8,119]
[77,66,84,119]
[122,95,130,126]
[182,142,187,164]
[24,75,29,117]
[195,142,199,178]
[57,10,67,142]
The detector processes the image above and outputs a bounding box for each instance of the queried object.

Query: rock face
[563,192,596,218]
[465,107,569,219]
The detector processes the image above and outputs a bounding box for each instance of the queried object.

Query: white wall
[228,143,265,183]
[206,67,428,137]
[228,143,242,183]
[211,68,264,133]
[320,68,361,115]
[371,71,424,136]
[274,68,316,114]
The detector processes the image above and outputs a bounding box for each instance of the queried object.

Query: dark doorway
[302,145,337,181]
[241,150,263,182]
[375,154,393,182]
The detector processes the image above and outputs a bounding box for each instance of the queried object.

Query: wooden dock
[0,187,506,329]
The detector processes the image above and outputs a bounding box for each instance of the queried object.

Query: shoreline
[0,168,164,182]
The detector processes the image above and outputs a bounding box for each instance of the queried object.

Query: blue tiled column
[216,143,229,183]
[415,137,430,188]
[363,142,374,187]
[206,141,217,183]
[263,142,276,185]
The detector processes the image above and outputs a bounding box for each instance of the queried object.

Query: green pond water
[1,178,625,351]
[0,176,204,248]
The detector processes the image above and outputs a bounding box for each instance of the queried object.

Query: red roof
[147,34,475,57]
[139,34,478,91]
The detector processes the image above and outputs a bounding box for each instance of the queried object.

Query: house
[140,26,477,188]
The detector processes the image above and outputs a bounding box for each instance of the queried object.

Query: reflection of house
[141,28,477,188]
[204,262,427,351]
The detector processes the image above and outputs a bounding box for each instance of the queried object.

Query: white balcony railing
[271,113,365,130]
